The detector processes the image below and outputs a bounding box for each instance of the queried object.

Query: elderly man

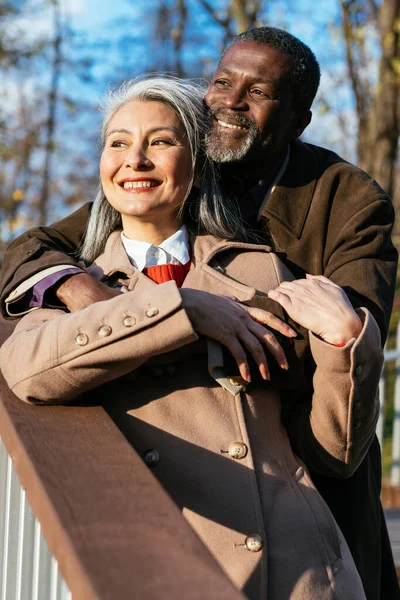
[1,27,398,599]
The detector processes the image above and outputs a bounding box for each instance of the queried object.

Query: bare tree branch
[198,0,232,32]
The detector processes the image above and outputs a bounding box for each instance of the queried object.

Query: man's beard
[204,109,268,163]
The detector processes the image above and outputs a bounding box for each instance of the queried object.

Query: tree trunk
[365,0,400,197]
[38,0,62,225]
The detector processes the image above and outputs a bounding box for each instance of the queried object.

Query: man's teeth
[217,119,247,131]
[122,181,157,189]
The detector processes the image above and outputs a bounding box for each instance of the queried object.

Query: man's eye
[251,88,268,97]
[214,79,229,87]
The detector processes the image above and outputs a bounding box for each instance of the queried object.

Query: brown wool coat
[0,231,383,600]
[0,139,398,598]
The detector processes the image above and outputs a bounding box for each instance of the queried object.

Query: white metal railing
[378,320,400,486]
[0,436,71,600]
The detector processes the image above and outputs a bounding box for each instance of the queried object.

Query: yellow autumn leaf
[12,189,24,202]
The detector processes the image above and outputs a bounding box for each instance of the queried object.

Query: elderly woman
[0,76,382,600]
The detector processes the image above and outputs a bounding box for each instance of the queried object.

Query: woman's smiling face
[100,100,193,234]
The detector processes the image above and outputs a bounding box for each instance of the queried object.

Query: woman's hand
[267,274,362,346]
[180,288,296,382]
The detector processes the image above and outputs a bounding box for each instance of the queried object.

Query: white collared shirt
[121,225,190,271]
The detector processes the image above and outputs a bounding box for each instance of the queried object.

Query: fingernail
[281,362,289,370]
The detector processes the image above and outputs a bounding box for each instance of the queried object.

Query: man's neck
[219,147,288,197]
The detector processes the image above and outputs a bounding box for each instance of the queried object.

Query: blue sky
[58,0,357,155]
[3,0,371,228]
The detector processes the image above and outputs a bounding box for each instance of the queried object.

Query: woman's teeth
[122,181,157,189]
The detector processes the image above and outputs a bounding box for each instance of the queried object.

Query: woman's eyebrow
[106,126,180,137]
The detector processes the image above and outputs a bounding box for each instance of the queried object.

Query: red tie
[142,261,191,287]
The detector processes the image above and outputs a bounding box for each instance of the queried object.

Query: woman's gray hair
[80,75,260,262]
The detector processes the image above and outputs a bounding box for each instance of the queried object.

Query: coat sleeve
[321,167,397,345]
[270,254,384,479]
[0,281,198,405]
[281,307,383,479]
[0,203,91,319]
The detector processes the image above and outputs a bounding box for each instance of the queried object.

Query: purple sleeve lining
[29,267,84,308]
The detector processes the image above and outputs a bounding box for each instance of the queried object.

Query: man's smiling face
[204,41,304,164]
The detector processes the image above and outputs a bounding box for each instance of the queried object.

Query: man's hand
[56,272,121,312]
[267,274,362,346]
[180,288,296,382]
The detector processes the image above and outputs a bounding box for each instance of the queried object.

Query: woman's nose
[125,145,153,169]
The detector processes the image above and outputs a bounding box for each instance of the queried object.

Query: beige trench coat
[1,232,383,599]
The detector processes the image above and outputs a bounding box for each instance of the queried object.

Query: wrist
[56,272,90,304]
[323,314,363,347]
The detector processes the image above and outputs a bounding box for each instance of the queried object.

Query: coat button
[355,364,363,377]
[143,449,160,467]
[146,307,159,318]
[213,265,225,274]
[98,324,112,337]
[228,376,248,392]
[228,442,248,459]
[75,333,88,346]
[245,534,263,552]
[123,316,136,327]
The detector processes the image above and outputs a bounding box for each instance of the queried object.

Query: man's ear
[295,109,312,138]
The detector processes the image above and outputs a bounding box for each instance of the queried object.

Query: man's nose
[125,145,153,169]
[221,87,248,110]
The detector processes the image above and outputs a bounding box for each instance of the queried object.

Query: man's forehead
[216,41,294,81]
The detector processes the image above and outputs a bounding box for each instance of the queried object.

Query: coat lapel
[183,235,273,302]
[87,230,158,290]
[259,139,319,240]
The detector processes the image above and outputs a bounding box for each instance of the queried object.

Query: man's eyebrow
[106,126,180,137]
[217,67,273,84]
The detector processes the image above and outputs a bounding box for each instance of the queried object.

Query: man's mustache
[207,108,256,131]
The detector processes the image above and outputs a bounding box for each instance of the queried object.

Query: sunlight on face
[100,100,193,239]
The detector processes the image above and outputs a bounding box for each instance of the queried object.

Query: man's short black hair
[224,27,320,111]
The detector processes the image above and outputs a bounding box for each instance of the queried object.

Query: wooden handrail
[0,319,245,600]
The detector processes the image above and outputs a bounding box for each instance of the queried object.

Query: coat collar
[259,139,319,239]
[182,234,273,303]
[191,233,272,265]
[87,230,135,279]
[87,230,273,302]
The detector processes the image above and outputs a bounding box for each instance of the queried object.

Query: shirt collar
[121,225,190,271]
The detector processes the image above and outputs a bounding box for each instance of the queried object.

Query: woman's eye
[152,138,173,146]
[110,140,126,148]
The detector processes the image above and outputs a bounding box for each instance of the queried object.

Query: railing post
[391,321,400,485]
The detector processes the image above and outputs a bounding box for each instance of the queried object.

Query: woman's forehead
[108,100,183,132]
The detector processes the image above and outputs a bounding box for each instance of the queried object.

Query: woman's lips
[118,179,161,192]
